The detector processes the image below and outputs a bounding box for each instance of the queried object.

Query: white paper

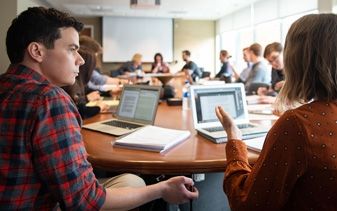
[100,84,122,91]
[243,135,266,152]
[114,125,191,153]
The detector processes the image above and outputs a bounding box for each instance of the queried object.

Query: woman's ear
[26,42,45,63]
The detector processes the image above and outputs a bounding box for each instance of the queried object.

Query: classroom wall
[318,0,333,12]
[77,17,215,75]
[0,0,333,75]
[76,16,150,74]
[173,19,215,75]
[76,17,102,45]
[215,0,320,72]
[1,2,215,76]
[0,0,47,74]
[0,1,17,73]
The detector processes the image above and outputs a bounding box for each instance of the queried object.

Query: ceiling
[42,0,261,20]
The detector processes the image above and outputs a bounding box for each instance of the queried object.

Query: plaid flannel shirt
[0,65,106,210]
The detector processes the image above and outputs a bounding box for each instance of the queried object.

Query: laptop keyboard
[103,120,142,129]
[204,126,224,132]
[237,124,253,129]
[204,124,253,132]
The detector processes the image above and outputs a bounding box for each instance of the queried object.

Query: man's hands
[96,101,110,112]
[160,176,199,204]
[274,80,285,91]
[87,91,101,101]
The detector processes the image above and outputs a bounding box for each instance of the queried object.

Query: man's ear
[26,42,45,63]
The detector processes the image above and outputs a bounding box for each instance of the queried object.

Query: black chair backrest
[201,71,211,78]
[246,82,270,95]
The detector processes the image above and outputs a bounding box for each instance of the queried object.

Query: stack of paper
[86,99,119,107]
[100,84,123,92]
[113,125,191,153]
[245,95,262,105]
[243,135,266,152]
[247,104,279,121]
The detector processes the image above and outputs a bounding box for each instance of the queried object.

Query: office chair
[246,82,270,95]
[201,71,211,78]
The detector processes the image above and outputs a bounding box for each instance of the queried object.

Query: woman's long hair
[275,14,337,113]
[63,48,96,105]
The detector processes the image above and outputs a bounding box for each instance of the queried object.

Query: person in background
[216,13,337,210]
[215,50,236,83]
[62,48,110,119]
[79,35,120,95]
[151,52,170,73]
[258,42,285,96]
[244,43,270,94]
[112,53,143,76]
[0,7,198,210]
[235,47,252,83]
[151,52,175,99]
[181,50,203,84]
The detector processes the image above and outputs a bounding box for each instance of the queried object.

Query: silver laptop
[82,84,161,136]
[190,83,269,144]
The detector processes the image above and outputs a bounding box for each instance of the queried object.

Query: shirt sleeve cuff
[226,139,249,164]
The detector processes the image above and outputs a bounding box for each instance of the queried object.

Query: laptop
[82,84,161,136]
[190,83,269,144]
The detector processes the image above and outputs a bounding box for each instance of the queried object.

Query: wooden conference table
[82,102,264,175]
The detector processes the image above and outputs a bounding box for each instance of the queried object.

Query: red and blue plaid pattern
[0,65,105,210]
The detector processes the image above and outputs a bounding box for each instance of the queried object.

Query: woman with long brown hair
[217,14,337,210]
[63,48,109,119]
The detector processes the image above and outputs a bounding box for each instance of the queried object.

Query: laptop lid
[190,83,250,129]
[115,84,161,125]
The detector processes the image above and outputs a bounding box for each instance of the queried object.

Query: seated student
[181,50,203,84]
[151,52,170,73]
[79,35,121,94]
[245,43,271,94]
[215,50,236,83]
[0,7,198,210]
[235,47,252,83]
[258,42,285,96]
[62,48,110,119]
[150,53,175,99]
[112,53,143,76]
[216,13,337,210]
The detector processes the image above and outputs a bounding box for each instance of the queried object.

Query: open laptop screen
[117,85,160,124]
[193,86,245,124]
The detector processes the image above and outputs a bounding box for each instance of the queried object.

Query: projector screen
[102,16,173,62]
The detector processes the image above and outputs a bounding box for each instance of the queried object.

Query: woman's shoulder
[291,101,337,114]
[280,101,337,126]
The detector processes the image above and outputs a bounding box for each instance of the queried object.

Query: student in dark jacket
[112,53,143,76]
[215,50,236,83]
[181,50,202,84]
[257,42,285,97]
[264,42,285,92]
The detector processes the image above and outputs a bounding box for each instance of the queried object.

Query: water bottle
[182,80,190,110]
[136,69,143,79]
